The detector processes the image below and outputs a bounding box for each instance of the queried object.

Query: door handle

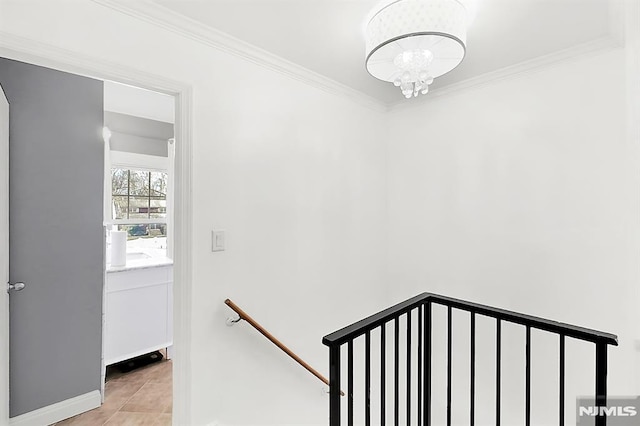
[7,282,25,293]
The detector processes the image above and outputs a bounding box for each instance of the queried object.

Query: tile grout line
[106,360,172,424]
[108,373,152,422]
[50,358,172,425]
[100,408,119,426]
[103,376,150,425]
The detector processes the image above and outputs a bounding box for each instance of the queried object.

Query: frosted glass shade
[365,0,467,83]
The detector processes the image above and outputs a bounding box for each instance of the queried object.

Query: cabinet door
[105,266,172,365]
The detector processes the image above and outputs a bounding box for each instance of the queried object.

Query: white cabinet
[104,264,173,365]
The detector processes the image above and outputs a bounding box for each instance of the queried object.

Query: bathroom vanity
[104,260,173,365]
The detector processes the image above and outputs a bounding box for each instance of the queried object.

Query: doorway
[0,49,192,426]
[100,80,175,425]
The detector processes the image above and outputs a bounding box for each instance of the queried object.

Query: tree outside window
[111,168,168,239]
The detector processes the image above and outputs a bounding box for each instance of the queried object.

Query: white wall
[387,47,639,424]
[0,1,389,424]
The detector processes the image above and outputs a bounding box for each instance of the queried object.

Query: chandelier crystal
[392,49,435,98]
[365,0,469,99]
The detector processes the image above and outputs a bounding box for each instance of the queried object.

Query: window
[111,168,168,240]
[111,168,167,220]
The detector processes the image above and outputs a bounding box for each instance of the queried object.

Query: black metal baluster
[559,334,565,426]
[595,341,608,426]
[366,331,371,426]
[425,302,431,426]
[348,340,354,426]
[329,345,341,426]
[447,306,452,426]
[407,311,412,425]
[381,325,386,426]
[418,305,423,425]
[525,326,531,426]
[496,319,501,426]
[470,312,475,426]
[323,294,617,426]
[395,317,400,426]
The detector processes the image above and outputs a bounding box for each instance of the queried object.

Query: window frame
[107,151,169,226]
[112,168,168,222]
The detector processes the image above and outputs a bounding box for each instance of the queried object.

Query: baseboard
[9,390,101,426]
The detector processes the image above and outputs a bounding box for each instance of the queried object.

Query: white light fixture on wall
[365,0,470,99]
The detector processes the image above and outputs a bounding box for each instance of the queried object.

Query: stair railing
[322,292,618,426]
[225,298,343,395]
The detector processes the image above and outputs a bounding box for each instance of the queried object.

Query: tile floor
[51,354,172,426]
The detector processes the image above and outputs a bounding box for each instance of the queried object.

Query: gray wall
[0,58,104,417]
[105,111,173,157]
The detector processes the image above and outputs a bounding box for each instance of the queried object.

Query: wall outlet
[211,230,225,252]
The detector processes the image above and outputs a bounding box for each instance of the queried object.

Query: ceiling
[151,0,615,105]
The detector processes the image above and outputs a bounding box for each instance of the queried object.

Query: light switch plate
[212,230,225,252]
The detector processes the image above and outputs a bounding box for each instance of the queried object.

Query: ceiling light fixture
[365,0,470,99]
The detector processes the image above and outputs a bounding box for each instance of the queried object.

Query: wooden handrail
[224,298,344,396]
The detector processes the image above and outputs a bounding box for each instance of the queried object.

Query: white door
[0,83,9,424]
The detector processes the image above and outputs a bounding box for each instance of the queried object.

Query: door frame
[0,82,10,426]
[0,34,194,425]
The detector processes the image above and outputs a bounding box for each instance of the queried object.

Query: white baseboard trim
[9,390,101,426]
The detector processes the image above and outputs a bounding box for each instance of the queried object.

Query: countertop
[106,256,173,273]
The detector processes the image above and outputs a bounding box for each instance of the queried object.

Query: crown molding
[92,0,627,114]
[387,33,624,112]
[388,0,626,111]
[91,0,388,113]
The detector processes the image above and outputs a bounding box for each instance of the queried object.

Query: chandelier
[365,0,469,99]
